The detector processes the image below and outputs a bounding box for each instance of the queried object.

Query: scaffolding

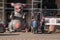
[0,0,60,23]
[0,0,5,22]
[31,0,42,16]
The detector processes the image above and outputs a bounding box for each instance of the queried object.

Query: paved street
[0,30,60,40]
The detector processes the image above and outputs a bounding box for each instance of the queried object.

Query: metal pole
[2,0,5,23]
[31,0,34,17]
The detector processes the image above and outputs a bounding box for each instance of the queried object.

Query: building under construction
[0,0,60,26]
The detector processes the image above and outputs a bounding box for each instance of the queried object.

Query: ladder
[31,0,42,17]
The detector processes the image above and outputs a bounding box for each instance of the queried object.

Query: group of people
[31,16,45,34]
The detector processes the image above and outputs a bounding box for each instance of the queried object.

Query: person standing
[40,16,45,33]
[37,13,45,33]
[31,17,38,34]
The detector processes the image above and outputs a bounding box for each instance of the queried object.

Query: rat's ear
[22,4,27,7]
[11,3,15,7]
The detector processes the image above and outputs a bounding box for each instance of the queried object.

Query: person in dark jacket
[37,13,45,33]
[40,16,45,33]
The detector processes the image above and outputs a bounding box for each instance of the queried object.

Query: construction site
[0,0,60,40]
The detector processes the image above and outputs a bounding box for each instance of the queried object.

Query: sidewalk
[0,31,60,40]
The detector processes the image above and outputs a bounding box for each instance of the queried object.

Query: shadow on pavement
[37,30,60,34]
[0,34,20,36]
